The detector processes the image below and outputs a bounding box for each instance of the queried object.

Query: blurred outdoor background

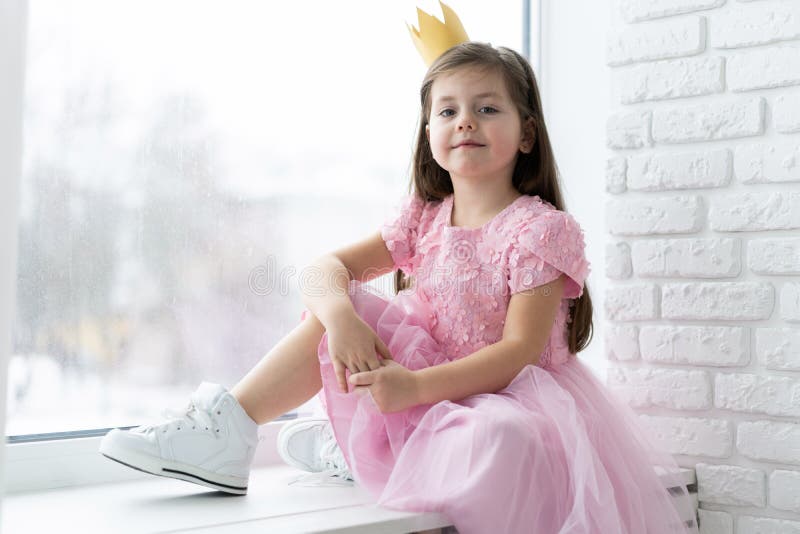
[7,0,524,436]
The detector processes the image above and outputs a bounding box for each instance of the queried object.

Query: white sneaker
[99,381,262,495]
[276,417,354,487]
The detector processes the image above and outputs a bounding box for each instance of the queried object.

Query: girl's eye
[437,106,497,117]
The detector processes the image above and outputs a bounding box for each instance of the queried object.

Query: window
[8,0,526,440]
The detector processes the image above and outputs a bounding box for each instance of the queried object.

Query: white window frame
[1,0,29,497]
[0,0,540,495]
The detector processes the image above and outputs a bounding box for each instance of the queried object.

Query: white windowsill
[2,419,698,533]
[2,420,454,533]
[2,463,453,534]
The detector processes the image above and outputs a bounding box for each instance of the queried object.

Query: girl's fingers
[331,358,348,393]
[375,339,393,361]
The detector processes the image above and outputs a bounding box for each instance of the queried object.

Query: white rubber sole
[99,432,249,495]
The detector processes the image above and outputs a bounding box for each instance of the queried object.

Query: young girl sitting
[101,41,699,534]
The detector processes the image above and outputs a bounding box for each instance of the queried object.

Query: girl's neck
[450,185,522,229]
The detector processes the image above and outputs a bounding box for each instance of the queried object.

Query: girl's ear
[425,124,430,141]
[520,117,536,154]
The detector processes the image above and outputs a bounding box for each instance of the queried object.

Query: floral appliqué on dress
[380,193,591,368]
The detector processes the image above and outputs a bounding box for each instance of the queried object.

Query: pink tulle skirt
[300,280,698,534]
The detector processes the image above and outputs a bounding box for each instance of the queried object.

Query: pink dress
[299,193,698,534]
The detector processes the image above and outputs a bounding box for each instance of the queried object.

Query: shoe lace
[288,424,354,487]
[139,390,219,439]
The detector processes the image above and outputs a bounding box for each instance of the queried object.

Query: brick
[737,515,800,534]
[729,45,800,91]
[632,238,740,278]
[605,324,640,361]
[715,373,800,417]
[638,414,733,457]
[755,327,800,371]
[695,462,766,507]
[652,97,764,143]
[770,469,800,513]
[606,156,627,193]
[662,282,774,320]
[709,191,800,231]
[607,366,711,409]
[734,141,800,184]
[697,509,732,533]
[738,420,800,465]
[606,284,659,321]
[781,283,800,322]
[606,196,703,236]
[628,148,731,191]
[748,238,800,275]
[620,0,725,23]
[615,56,724,104]
[640,325,748,366]
[606,241,632,279]
[710,3,800,49]
[607,110,652,149]
[607,16,705,66]
[774,92,800,133]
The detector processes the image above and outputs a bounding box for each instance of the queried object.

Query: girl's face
[425,66,531,184]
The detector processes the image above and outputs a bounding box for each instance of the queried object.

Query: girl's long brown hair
[394,42,593,355]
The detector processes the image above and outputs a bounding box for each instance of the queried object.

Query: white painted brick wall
[638,414,733,457]
[770,469,800,514]
[627,148,731,190]
[748,239,800,275]
[755,327,800,371]
[774,94,800,133]
[728,45,800,92]
[606,195,704,234]
[631,238,740,277]
[696,463,766,507]
[710,3,800,49]
[737,421,800,465]
[734,142,800,184]
[638,325,748,366]
[607,16,706,66]
[607,0,800,528]
[615,56,725,104]
[737,516,800,534]
[606,240,633,278]
[607,366,712,409]
[697,509,732,534]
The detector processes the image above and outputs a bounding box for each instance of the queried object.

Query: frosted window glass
[9,0,523,437]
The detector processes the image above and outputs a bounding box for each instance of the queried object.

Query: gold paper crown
[406,1,469,67]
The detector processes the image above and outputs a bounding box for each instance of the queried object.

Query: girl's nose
[457,112,475,131]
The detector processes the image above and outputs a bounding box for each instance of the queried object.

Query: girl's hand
[326,312,393,393]
[348,359,420,413]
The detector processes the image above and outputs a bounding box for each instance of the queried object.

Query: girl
[101,42,699,534]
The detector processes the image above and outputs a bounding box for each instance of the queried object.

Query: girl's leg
[230,311,326,425]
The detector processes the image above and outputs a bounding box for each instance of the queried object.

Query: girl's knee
[300,309,325,330]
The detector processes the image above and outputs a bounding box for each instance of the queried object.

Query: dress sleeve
[380,193,426,274]
[507,209,592,299]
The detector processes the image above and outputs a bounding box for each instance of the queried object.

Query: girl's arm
[301,230,395,330]
[415,275,565,405]
[301,254,358,330]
